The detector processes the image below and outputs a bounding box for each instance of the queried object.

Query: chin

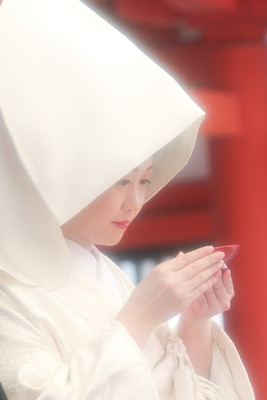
[100,234,125,247]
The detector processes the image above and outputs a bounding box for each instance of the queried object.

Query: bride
[0,0,254,399]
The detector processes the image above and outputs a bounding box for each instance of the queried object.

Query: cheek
[139,186,147,205]
[79,200,107,228]
[98,191,119,213]
[88,193,120,225]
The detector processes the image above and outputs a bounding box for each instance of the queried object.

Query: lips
[112,221,130,230]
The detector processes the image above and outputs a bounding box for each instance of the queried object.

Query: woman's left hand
[180,268,235,324]
[177,268,235,377]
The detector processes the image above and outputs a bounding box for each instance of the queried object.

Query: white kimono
[0,243,254,400]
[0,1,255,399]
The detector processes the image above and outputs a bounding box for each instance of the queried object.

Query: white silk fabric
[0,248,255,400]
[0,0,204,289]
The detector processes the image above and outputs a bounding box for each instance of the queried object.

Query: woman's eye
[140,179,151,185]
[118,179,129,186]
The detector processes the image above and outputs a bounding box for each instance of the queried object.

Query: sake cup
[214,244,240,264]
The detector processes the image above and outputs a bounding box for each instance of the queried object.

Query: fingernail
[220,262,227,270]
[217,260,224,269]
[207,246,214,253]
[216,251,225,260]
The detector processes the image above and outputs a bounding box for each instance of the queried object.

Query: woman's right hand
[116,246,225,348]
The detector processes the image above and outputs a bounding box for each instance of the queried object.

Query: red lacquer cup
[214,244,240,264]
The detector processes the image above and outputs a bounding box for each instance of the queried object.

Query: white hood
[0,0,204,289]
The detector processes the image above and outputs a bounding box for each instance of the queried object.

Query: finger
[187,275,219,306]
[204,290,218,312]
[222,268,235,296]
[212,271,234,313]
[180,252,225,283]
[164,247,213,272]
[204,283,220,309]
[178,245,215,264]
[183,261,223,295]
[208,271,227,304]
[171,248,225,276]
[166,246,224,275]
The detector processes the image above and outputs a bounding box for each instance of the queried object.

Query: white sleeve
[142,322,255,400]
[0,291,157,400]
[207,321,255,400]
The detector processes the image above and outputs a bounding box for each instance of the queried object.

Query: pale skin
[61,157,235,379]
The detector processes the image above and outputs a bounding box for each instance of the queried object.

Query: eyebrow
[133,164,154,172]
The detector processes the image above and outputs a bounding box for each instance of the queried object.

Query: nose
[122,185,144,213]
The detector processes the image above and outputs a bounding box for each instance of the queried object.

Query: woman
[0,0,254,399]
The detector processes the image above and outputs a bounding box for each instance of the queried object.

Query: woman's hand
[116,246,225,348]
[179,268,235,325]
[177,268,234,377]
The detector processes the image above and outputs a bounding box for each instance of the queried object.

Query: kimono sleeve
[0,288,157,400]
[208,321,255,400]
[142,322,255,400]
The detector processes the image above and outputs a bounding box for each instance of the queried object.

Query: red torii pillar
[209,45,267,400]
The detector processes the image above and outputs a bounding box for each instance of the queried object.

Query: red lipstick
[112,221,130,230]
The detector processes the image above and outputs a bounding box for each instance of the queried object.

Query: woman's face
[61,157,153,249]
